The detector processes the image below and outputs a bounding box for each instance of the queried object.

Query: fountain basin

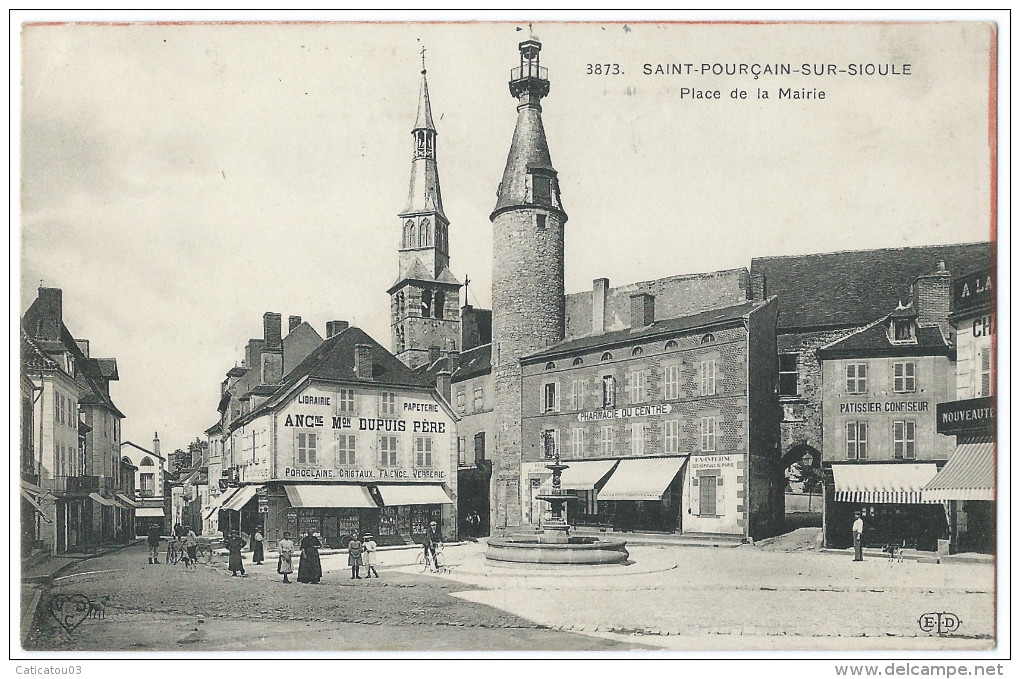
[486,535,629,565]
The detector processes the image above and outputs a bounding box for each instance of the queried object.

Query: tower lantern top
[509,35,549,103]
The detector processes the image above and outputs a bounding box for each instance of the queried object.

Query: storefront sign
[577,403,673,422]
[953,269,992,313]
[936,397,995,434]
[690,455,738,469]
[283,467,445,481]
[839,401,929,414]
[282,413,446,434]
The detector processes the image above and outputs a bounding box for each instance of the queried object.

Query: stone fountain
[486,450,629,566]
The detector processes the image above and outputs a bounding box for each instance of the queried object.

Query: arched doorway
[782,444,823,528]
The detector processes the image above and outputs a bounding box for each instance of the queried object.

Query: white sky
[16,19,997,454]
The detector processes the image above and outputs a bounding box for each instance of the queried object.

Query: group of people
[145,523,198,568]
[273,529,379,584]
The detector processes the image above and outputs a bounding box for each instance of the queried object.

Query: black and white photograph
[11,11,1009,670]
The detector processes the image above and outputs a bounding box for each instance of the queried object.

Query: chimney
[592,278,609,335]
[750,271,766,301]
[153,432,160,456]
[263,312,283,349]
[288,315,302,333]
[428,346,442,366]
[445,350,461,374]
[35,287,63,341]
[245,339,265,373]
[913,261,952,329]
[436,369,452,403]
[630,292,655,328]
[354,344,373,380]
[326,320,349,338]
[75,339,90,358]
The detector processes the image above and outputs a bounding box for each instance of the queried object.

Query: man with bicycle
[422,520,442,572]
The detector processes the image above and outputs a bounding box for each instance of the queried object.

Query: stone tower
[490,35,567,528]
[389,57,462,369]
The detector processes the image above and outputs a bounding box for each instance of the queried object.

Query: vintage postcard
[14,14,1006,667]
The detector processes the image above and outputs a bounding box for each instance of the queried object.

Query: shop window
[600,425,616,455]
[337,434,356,466]
[631,346,643,356]
[296,432,317,464]
[572,357,583,366]
[700,417,716,452]
[379,436,398,466]
[629,423,646,456]
[979,347,992,396]
[570,428,585,458]
[779,353,799,396]
[571,379,585,410]
[473,387,484,412]
[701,334,715,344]
[893,362,916,393]
[456,389,466,414]
[601,351,613,362]
[473,432,486,463]
[663,420,680,454]
[338,388,356,413]
[602,375,617,408]
[700,360,717,396]
[415,437,434,467]
[542,382,559,413]
[846,362,868,394]
[664,364,681,400]
[625,370,647,403]
[380,392,397,416]
[892,421,915,460]
[846,422,868,460]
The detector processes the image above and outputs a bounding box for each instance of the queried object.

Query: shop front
[826,462,947,551]
[259,481,453,549]
[597,456,687,533]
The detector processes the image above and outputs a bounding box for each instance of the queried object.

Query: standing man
[852,511,865,562]
[146,523,161,564]
[423,520,442,572]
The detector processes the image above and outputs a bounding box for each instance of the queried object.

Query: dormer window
[892,319,916,343]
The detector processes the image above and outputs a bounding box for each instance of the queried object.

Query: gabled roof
[95,358,119,380]
[750,242,991,331]
[121,440,165,461]
[816,314,950,359]
[233,326,433,430]
[21,328,62,374]
[413,342,493,383]
[524,300,762,362]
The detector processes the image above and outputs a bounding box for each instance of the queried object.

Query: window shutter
[716,475,725,513]
[690,477,700,515]
[554,382,560,412]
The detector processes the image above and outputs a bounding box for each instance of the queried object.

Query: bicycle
[166,538,182,565]
[416,541,445,573]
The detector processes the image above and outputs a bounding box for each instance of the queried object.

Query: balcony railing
[510,65,548,82]
[47,475,117,494]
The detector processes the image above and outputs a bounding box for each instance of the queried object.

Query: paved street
[24,540,994,652]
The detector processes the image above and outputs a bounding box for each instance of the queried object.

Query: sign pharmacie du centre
[578,403,673,422]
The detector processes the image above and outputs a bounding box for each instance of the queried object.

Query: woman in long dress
[297,529,322,584]
[252,528,265,565]
[226,531,246,577]
[277,531,295,583]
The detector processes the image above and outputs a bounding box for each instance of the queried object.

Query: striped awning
[136,507,165,518]
[597,456,687,501]
[922,442,994,502]
[204,486,241,521]
[115,493,138,508]
[88,492,117,507]
[832,463,939,504]
[220,485,259,512]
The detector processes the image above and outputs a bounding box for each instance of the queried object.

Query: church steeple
[390,50,461,369]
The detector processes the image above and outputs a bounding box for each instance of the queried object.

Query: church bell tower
[490,34,567,528]
[389,53,462,369]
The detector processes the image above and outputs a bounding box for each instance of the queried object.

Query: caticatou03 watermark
[15,667,83,675]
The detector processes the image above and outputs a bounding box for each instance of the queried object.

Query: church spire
[414,48,436,131]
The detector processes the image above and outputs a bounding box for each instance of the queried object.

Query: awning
[832,463,939,504]
[136,507,165,518]
[20,488,53,523]
[597,456,687,501]
[558,459,620,491]
[109,495,133,510]
[376,484,453,506]
[922,442,994,502]
[284,484,377,508]
[115,493,138,508]
[203,486,242,520]
[88,492,117,507]
[220,485,259,512]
